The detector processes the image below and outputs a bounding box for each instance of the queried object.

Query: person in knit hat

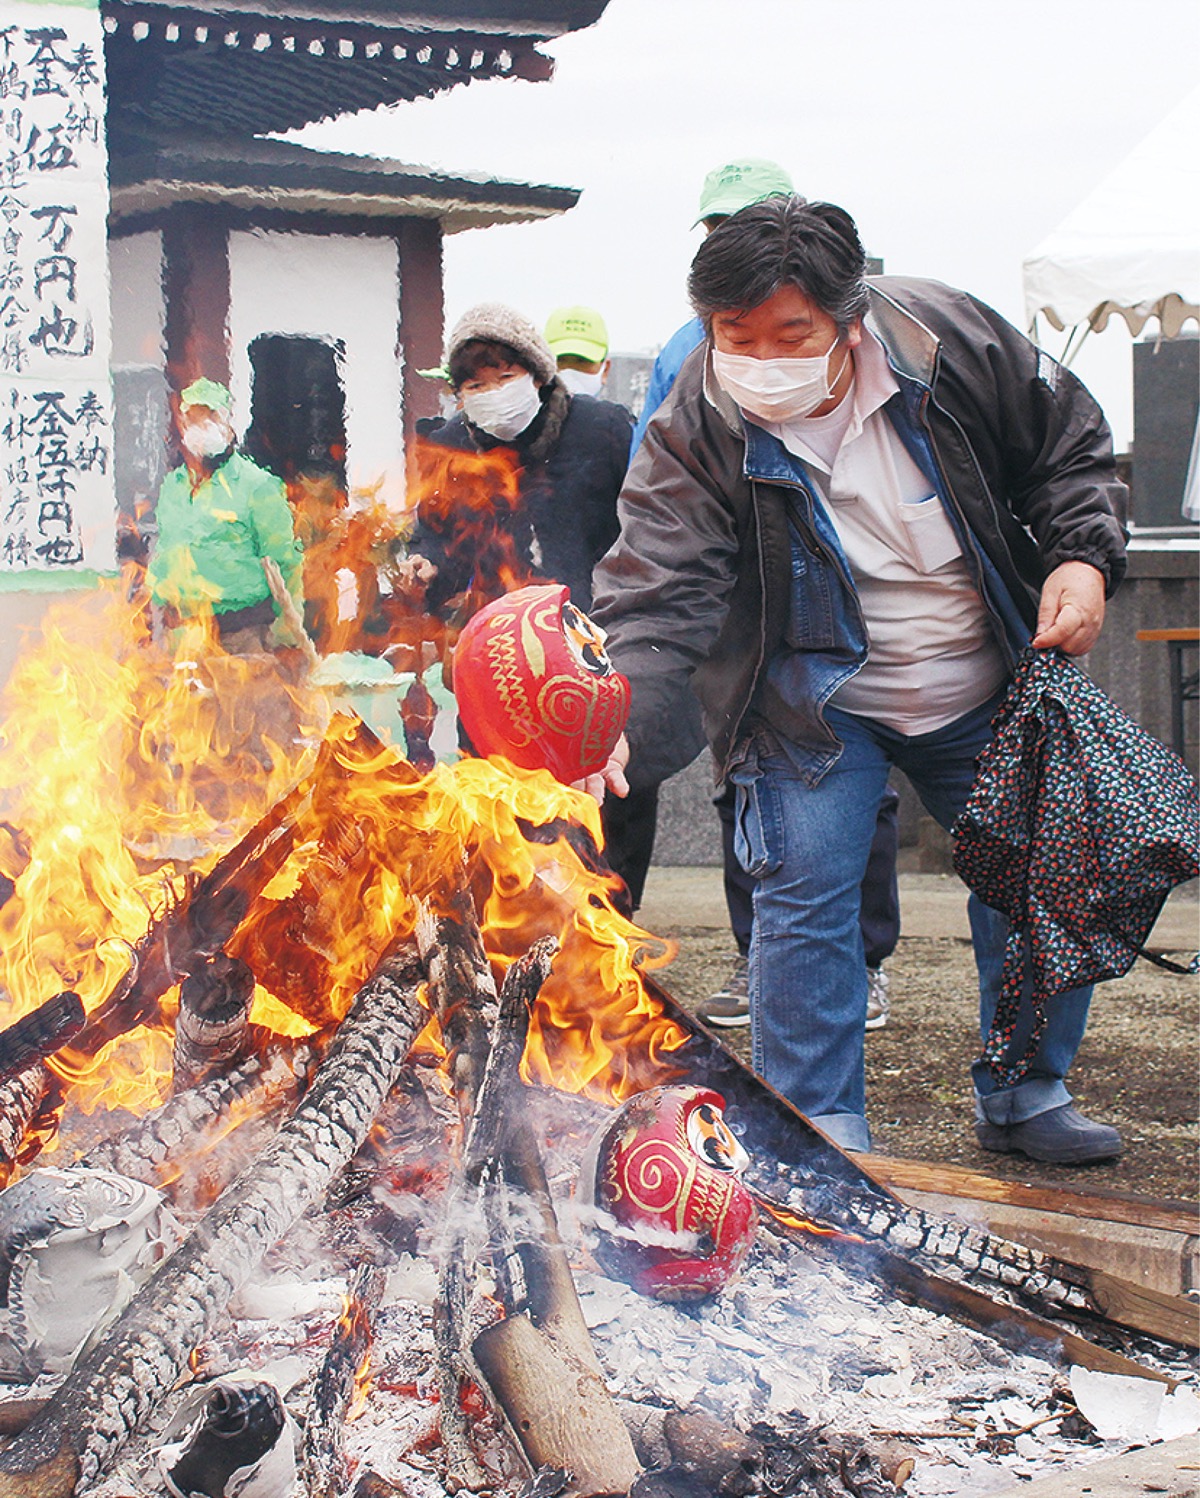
[402,300,629,616]
[401,303,659,912]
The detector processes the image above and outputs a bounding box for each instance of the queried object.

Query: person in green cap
[545,305,612,398]
[629,158,794,454]
[146,378,304,653]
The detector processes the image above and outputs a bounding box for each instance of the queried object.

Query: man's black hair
[448,338,532,390]
[688,196,869,334]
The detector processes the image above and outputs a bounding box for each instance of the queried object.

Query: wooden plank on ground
[862,1155,1200,1304]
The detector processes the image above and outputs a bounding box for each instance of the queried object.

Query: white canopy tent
[1023,87,1199,345]
[1023,89,1199,520]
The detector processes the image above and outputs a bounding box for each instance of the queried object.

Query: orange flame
[757,1196,864,1244]
[0,571,692,1149]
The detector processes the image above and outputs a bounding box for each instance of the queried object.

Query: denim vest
[741,368,1032,784]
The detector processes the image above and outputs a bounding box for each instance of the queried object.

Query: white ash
[18,1075,1195,1497]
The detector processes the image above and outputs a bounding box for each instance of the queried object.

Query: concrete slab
[985,1431,1200,1496]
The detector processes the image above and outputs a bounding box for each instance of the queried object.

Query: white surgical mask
[557,367,605,398]
[461,373,542,440]
[711,339,849,423]
[181,420,233,459]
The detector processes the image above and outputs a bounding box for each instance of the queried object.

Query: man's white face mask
[461,372,543,441]
[557,367,605,398]
[711,336,848,423]
[181,419,233,459]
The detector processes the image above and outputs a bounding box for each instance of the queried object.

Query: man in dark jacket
[402,304,658,908]
[591,197,1129,1162]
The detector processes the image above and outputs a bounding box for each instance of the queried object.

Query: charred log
[416,878,497,1122]
[0,995,84,1086]
[172,953,255,1093]
[0,941,425,1498]
[619,1405,764,1496]
[467,938,642,1498]
[750,1162,1199,1351]
[80,1041,320,1191]
[301,1259,387,1498]
[416,874,502,1490]
[0,1067,48,1176]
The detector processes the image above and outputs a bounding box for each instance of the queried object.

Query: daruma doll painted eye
[453,583,630,784]
[582,1085,757,1301]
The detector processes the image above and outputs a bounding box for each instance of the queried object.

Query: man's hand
[395,553,438,597]
[1032,561,1106,656]
[573,733,630,805]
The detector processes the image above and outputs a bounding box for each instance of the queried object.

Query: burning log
[0,939,426,1498]
[416,879,498,1123]
[0,994,84,1086]
[301,1259,387,1498]
[422,881,504,1493]
[0,1067,49,1172]
[172,953,256,1092]
[80,1041,320,1190]
[0,718,386,1174]
[467,939,642,1498]
[752,1162,1200,1351]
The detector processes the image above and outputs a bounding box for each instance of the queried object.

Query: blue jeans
[730,695,1092,1151]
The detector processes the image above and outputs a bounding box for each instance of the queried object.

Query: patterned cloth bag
[953,648,1199,1086]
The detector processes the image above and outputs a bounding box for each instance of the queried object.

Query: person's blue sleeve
[629,317,706,458]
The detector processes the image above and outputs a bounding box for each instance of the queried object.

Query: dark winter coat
[591,277,1129,788]
[414,380,633,615]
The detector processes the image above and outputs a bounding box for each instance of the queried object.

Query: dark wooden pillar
[396,216,445,452]
[161,204,232,394]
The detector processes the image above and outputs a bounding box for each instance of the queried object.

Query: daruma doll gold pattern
[452,583,631,784]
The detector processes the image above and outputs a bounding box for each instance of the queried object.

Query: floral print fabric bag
[953,647,1199,1087]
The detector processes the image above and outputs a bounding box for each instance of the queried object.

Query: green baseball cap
[179,377,232,412]
[544,305,609,364]
[693,158,794,227]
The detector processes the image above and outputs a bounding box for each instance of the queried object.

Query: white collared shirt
[767,330,1007,735]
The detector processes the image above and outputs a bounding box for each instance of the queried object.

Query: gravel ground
[638,869,1200,1205]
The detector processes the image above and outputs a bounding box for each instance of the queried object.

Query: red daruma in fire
[452,583,630,785]
[583,1086,759,1302]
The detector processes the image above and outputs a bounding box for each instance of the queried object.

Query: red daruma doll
[452,583,630,784]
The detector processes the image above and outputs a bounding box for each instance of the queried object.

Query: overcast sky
[293,0,1199,446]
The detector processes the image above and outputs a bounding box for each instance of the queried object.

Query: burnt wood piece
[349,1474,403,1498]
[861,1156,1200,1236]
[619,1404,764,1496]
[0,1067,48,1176]
[0,995,84,1086]
[416,877,498,1122]
[418,875,498,1491]
[468,938,642,1498]
[302,1260,387,1498]
[79,1041,320,1189]
[172,953,256,1093]
[0,1401,46,1437]
[0,717,387,1172]
[749,1166,1200,1351]
[0,941,425,1498]
[761,1215,1178,1388]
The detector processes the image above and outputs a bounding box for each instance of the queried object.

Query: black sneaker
[975,1104,1123,1165]
[697,956,750,1028]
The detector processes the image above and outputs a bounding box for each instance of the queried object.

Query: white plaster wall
[228,231,403,506]
[108,232,164,367]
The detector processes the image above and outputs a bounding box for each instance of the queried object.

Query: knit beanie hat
[446,303,557,387]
